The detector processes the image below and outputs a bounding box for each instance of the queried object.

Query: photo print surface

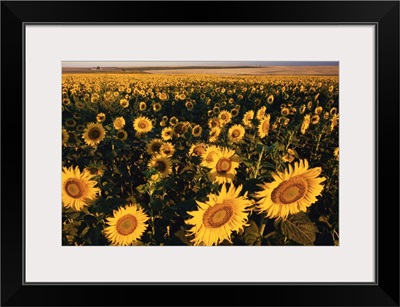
[61,61,339,246]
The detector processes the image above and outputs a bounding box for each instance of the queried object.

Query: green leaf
[281,213,318,246]
[174,227,191,245]
[243,220,261,246]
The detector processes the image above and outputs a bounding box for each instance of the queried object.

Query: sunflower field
[62,73,339,246]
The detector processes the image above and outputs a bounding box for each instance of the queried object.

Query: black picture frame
[1,1,399,306]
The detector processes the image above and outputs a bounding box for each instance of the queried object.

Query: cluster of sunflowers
[62,73,339,246]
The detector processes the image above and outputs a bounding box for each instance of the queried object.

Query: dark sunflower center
[116,214,138,235]
[174,123,184,134]
[203,202,234,228]
[138,121,147,129]
[151,143,162,152]
[155,161,166,172]
[89,128,100,139]
[117,132,125,139]
[193,127,200,134]
[271,177,308,205]
[232,129,240,138]
[65,179,85,198]
[216,158,232,174]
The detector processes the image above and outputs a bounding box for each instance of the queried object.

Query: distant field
[62,66,338,76]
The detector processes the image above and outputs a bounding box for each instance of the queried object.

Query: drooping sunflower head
[173,122,189,137]
[256,106,267,120]
[133,116,153,134]
[185,183,252,246]
[104,204,150,246]
[228,124,245,143]
[301,114,311,134]
[148,154,172,178]
[208,126,221,143]
[82,122,106,147]
[62,166,100,211]
[207,147,241,184]
[242,110,254,127]
[254,159,326,220]
[113,116,126,130]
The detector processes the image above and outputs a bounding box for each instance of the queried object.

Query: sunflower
[228,124,245,143]
[255,159,326,220]
[256,106,267,120]
[62,166,100,211]
[311,114,320,125]
[185,184,252,246]
[158,92,168,101]
[96,113,106,123]
[104,204,149,246]
[207,147,240,184]
[173,122,189,137]
[169,116,178,126]
[242,110,254,127]
[230,108,239,117]
[139,101,147,111]
[146,138,164,155]
[281,107,290,116]
[65,118,76,127]
[315,106,323,115]
[120,98,129,108]
[267,94,274,104]
[299,104,306,114]
[148,154,172,178]
[257,114,271,138]
[301,114,311,134]
[113,117,126,130]
[209,127,221,143]
[192,125,202,137]
[185,100,194,110]
[62,128,69,146]
[115,130,128,141]
[133,116,153,134]
[189,143,207,156]
[160,142,175,157]
[333,147,339,160]
[330,114,339,131]
[82,122,106,146]
[161,127,173,141]
[208,118,221,129]
[218,110,232,125]
[153,102,162,112]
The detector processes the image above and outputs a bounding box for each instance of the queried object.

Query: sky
[62,61,338,68]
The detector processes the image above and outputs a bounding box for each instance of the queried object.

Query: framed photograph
[1,1,399,306]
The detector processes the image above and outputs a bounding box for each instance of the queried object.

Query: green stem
[259,215,267,237]
[252,146,265,179]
